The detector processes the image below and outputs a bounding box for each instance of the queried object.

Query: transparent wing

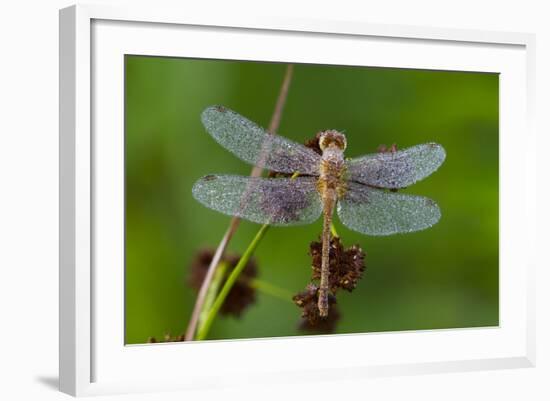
[192,175,323,226]
[337,182,441,236]
[346,143,446,189]
[202,106,321,175]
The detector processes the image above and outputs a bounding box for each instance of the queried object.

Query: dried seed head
[293,235,366,334]
[377,143,398,153]
[146,332,186,343]
[188,248,258,317]
[304,132,323,155]
[293,283,340,333]
[310,236,366,293]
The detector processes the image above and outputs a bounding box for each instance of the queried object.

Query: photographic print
[124,57,498,344]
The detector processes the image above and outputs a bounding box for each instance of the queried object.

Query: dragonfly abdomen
[316,137,346,317]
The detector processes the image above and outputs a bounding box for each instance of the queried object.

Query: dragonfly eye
[318,130,347,151]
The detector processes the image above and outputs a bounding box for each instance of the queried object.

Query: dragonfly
[192,105,446,317]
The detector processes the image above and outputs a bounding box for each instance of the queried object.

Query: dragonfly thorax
[318,136,347,199]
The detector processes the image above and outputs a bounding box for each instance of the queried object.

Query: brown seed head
[377,143,398,153]
[293,283,340,333]
[189,248,258,317]
[304,132,323,155]
[310,236,366,293]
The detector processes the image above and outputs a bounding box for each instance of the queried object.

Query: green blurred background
[125,56,499,344]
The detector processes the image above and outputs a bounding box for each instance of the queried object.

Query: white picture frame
[59,3,536,397]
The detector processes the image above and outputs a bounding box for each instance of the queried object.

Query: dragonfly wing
[337,182,441,236]
[346,143,446,189]
[202,106,321,175]
[192,175,323,226]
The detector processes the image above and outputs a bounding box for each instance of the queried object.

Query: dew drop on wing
[200,106,322,175]
[337,182,442,236]
[192,175,323,226]
[259,182,311,223]
[346,143,446,189]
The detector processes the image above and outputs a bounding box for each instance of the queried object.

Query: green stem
[330,223,339,238]
[248,278,294,304]
[198,262,228,328]
[197,223,270,340]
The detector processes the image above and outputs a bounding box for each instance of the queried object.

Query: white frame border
[59,4,536,397]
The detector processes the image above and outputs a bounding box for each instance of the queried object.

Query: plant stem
[197,223,270,341]
[330,222,339,238]
[184,64,294,341]
[247,278,294,304]
[198,262,228,328]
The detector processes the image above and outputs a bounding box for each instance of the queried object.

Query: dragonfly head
[318,130,347,151]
